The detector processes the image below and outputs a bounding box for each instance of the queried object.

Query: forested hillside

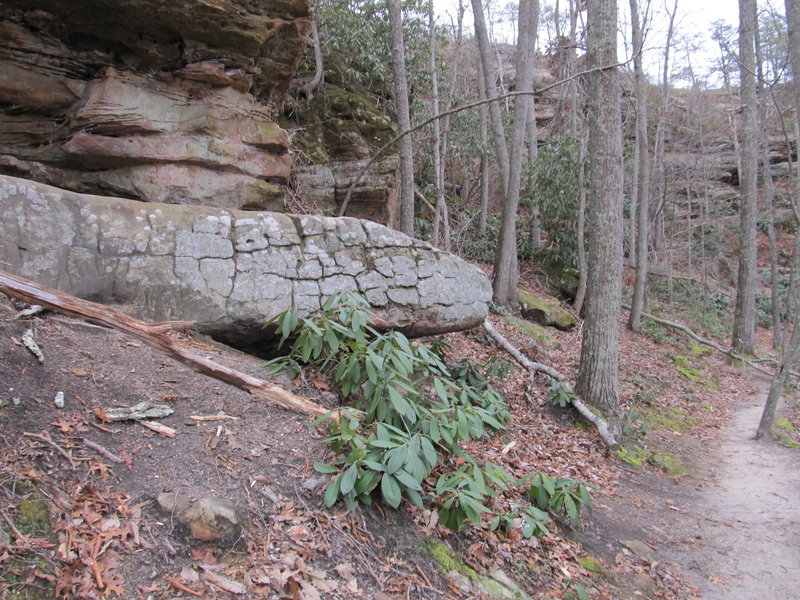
[0,0,798,599]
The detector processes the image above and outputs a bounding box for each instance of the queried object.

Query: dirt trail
[686,390,800,599]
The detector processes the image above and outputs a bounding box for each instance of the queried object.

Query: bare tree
[492,0,539,305]
[651,0,678,255]
[755,14,784,349]
[732,0,759,355]
[428,0,451,250]
[759,0,800,437]
[576,0,624,437]
[388,0,415,236]
[627,0,651,332]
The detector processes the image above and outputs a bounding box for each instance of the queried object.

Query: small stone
[53,391,65,408]
[620,539,656,562]
[71,368,89,378]
[180,496,241,542]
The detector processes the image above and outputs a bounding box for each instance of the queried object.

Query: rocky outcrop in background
[1,176,491,350]
[0,0,311,211]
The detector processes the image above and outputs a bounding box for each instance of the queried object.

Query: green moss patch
[617,443,687,476]
[516,290,578,331]
[501,315,556,347]
[427,539,478,580]
[644,406,701,434]
[776,417,797,432]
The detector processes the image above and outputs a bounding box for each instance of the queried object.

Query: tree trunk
[429,0,446,249]
[301,21,324,99]
[574,133,589,314]
[732,0,759,355]
[755,18,784,349]
[388,0,416,236]
[471,0,510,192]
[627,0,651,333]
[575,0,624,437]
[650,0,677,257]
[477,60,490,234]
[492,0,538,305]
[761,0,800,436]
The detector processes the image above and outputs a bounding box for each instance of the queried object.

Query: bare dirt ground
[683,388,800,599]
[583,375,800,600]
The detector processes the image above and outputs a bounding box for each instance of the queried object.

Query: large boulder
[0,0,311,210]
[0,176,491,350]
[516,289,577,331]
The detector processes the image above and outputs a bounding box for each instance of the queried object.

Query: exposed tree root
[0,269,330,420]
[482,319,619,449]
[623,304,798,381]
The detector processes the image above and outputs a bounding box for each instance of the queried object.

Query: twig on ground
[22,432,76,469]
[82,439,123,464]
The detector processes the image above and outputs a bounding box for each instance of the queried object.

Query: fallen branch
[623,304,797,380]
[22,432,76,469]
[82,438,123,464]
[0,270,330,420]
[482,320,619,449]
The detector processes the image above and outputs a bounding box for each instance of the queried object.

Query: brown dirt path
[684,390,800,599]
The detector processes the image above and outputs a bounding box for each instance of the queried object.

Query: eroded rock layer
[1,176,491,348]
[0,0,311,210]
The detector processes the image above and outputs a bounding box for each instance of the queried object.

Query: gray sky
[433,0,748,87]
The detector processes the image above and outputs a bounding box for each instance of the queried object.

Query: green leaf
[281,310,299,340]
[433,377,449,404]
[394,468,422,491]
[324,475,342,507]
[340,464,358,495]
[386,447,406,474]
[370,439,399,449]
[381,473,402,508]
[490,516,501,531]
[313,462,339,474]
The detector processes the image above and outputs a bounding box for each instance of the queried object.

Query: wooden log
[0,269,330,419]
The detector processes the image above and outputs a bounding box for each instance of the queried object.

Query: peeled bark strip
[483,320,619,448]
[0,269,329,419]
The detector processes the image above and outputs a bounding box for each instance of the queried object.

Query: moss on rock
[516,289,577,331]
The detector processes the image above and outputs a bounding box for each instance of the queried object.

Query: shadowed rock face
[0,0,311,210]
[1,176,491,350]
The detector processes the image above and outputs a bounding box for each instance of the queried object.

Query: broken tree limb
[482,320,619,449]
[622,304,798,381]
[0,269,330,420]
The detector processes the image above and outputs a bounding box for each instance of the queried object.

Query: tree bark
[492,0,538,305]
[575,0,624,438]
[471,0,510,192]
[755,17,784,349]
[627,0,651,333]
[0,270,329,420]
[429,0,446,249]
[731,0,759,355]
[477,61,490,234]
[301,21,324,99]
[388,0,416,236]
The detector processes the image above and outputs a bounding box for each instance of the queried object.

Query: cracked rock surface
[1,176,491,349]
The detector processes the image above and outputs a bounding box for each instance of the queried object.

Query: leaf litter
[0,287,774,599]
